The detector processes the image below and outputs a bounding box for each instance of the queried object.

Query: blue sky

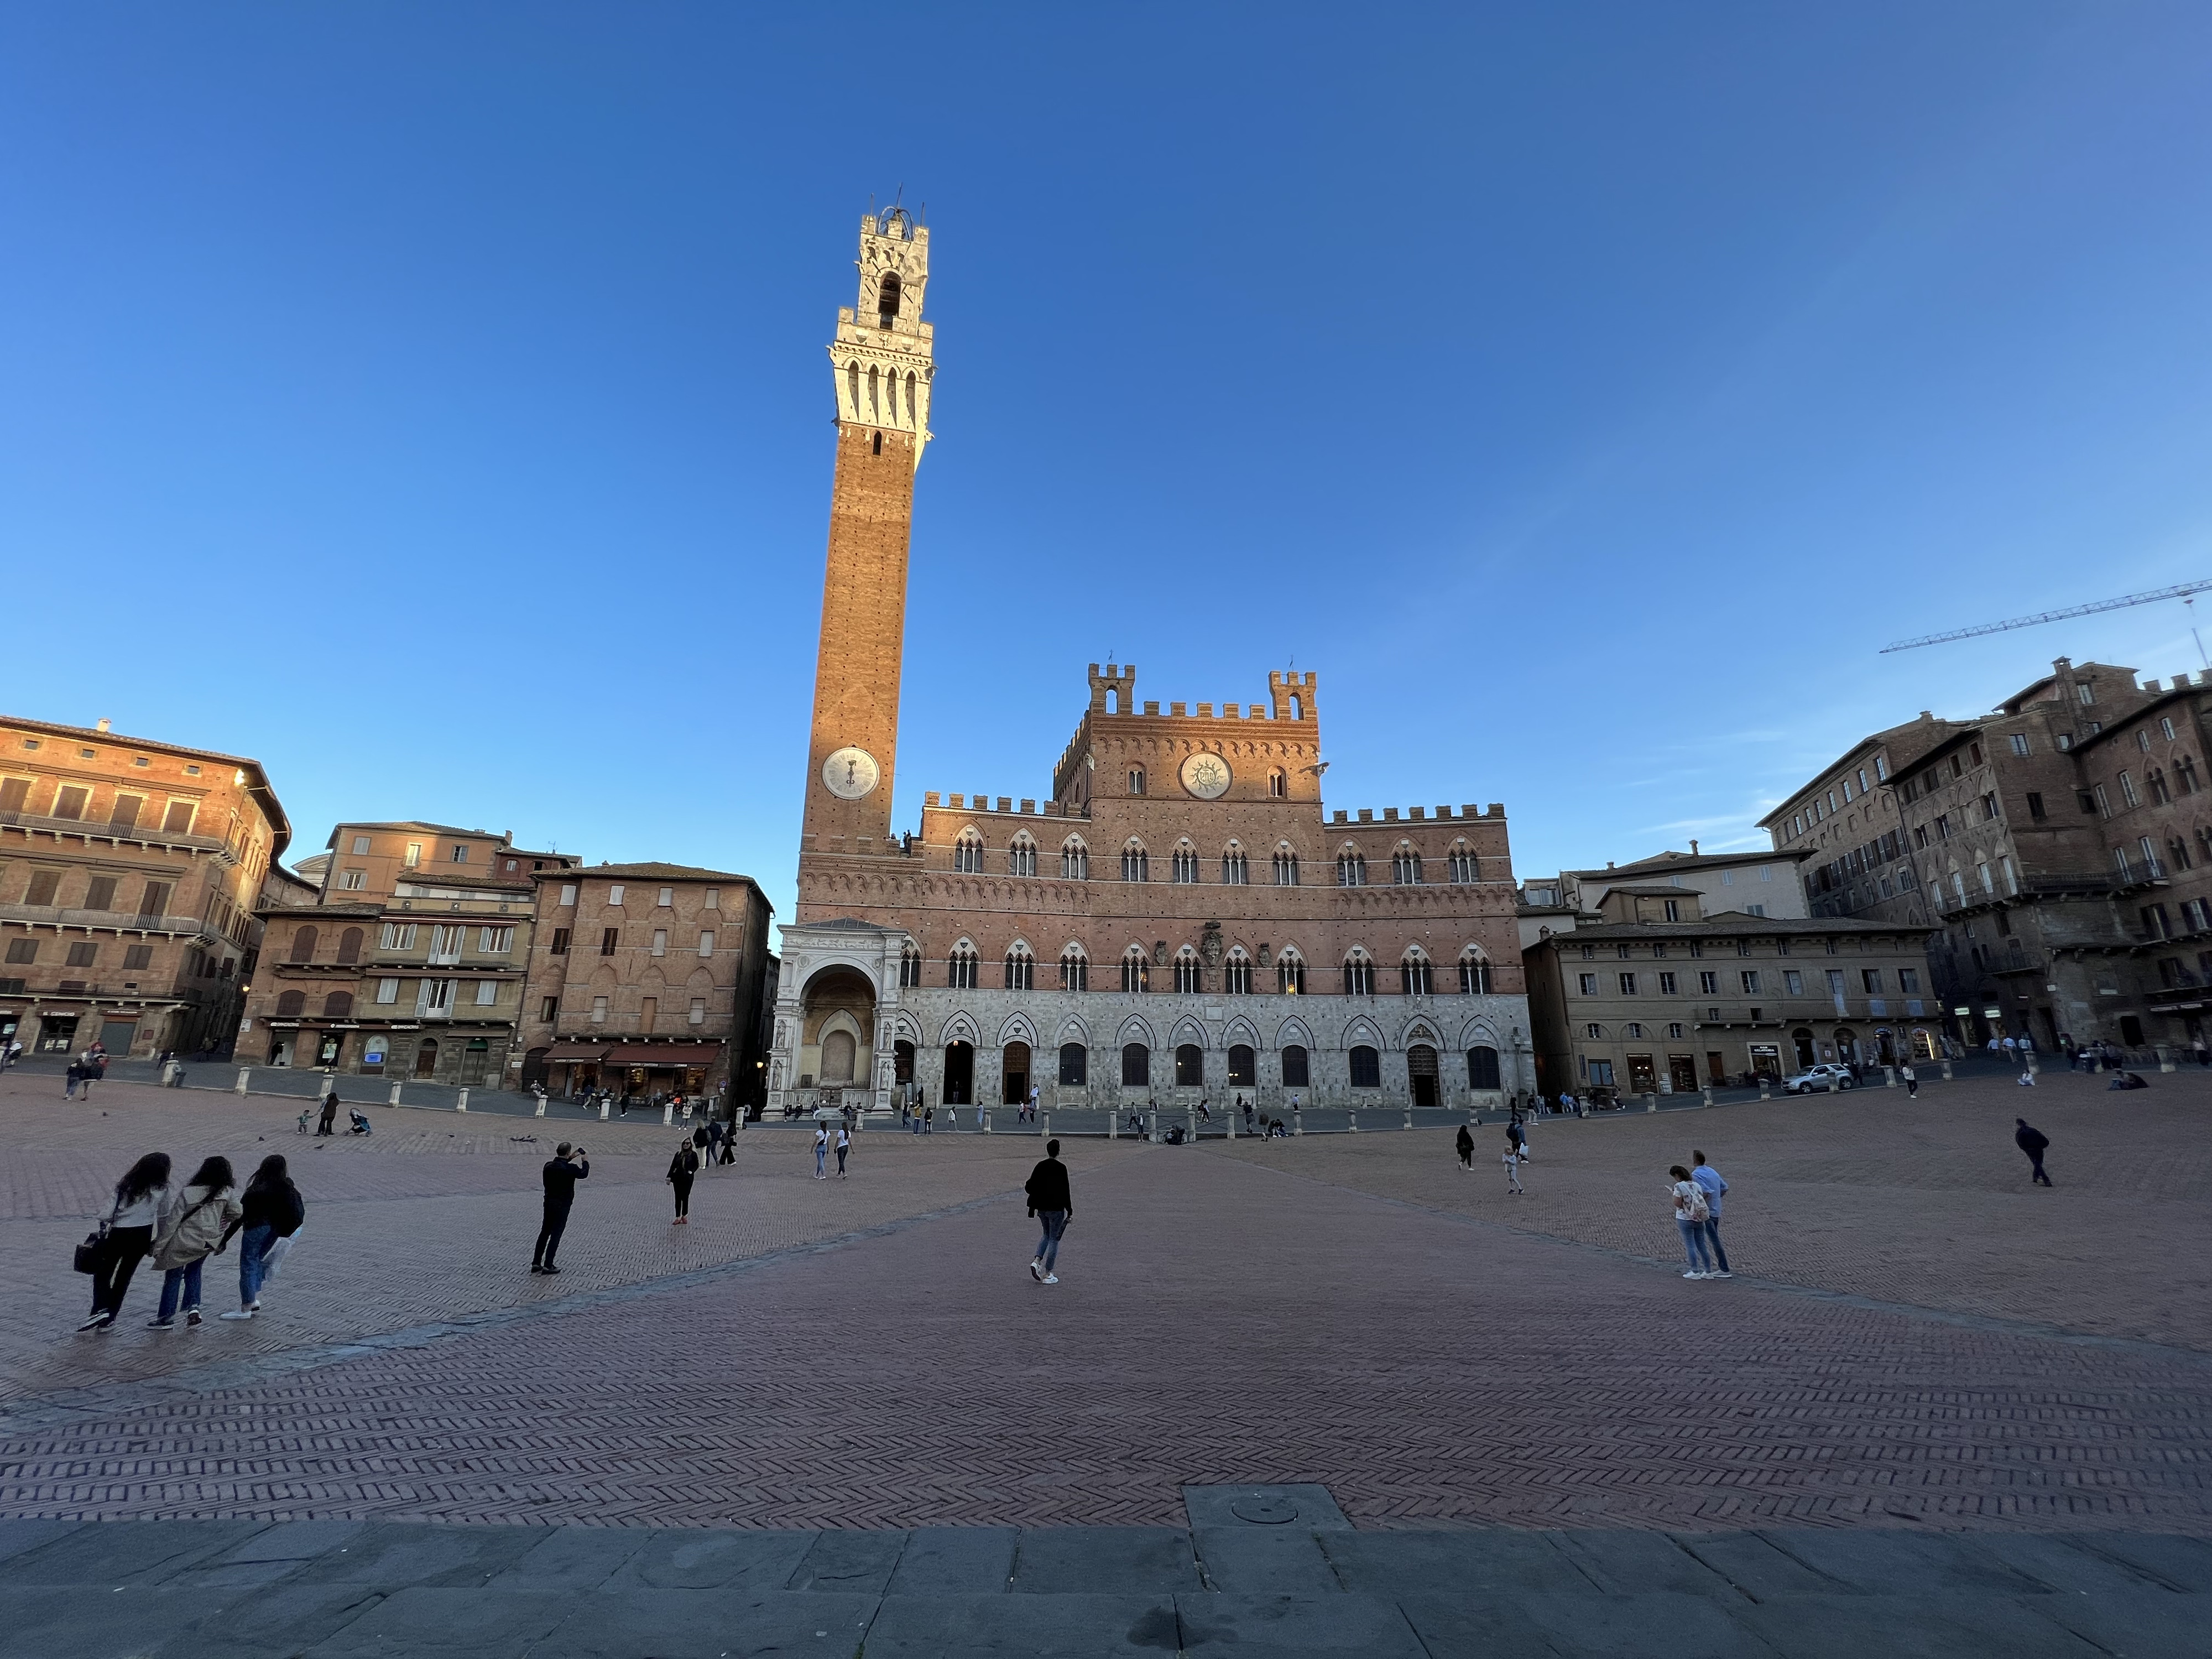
[3,3,2207,919]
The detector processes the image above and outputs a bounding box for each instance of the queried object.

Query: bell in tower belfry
[796,209,938,907]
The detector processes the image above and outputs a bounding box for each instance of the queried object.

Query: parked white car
[1783,1063,1856,1094]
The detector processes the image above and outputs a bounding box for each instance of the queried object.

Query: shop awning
[544,1043,611,1063]
[602,1042,724,1067]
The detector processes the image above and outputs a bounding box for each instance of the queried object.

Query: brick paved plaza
[0,1061,2203,1538]
[0,1063,2208,1653]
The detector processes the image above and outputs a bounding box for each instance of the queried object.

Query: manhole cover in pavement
[1230,1495,1300,1525]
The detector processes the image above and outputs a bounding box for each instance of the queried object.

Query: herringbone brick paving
[1214,1067,2212,1350]
[0,1074,1092,1407]
[0,1072,2203,1533]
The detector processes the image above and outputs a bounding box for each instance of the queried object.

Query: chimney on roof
[1919,711,1933,721]
[1689,839,1699,855]
[95,718,111,733]
[1606,860,1615,870]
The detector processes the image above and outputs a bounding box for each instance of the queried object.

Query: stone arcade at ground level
[769,919,1533,1116]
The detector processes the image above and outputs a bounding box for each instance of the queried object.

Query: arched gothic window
[953,830,984,874]
[947,941,979,989]
[1121,946,1151,993]
[289,926,317,963]
[878,272,901,327]
[1448,842,1479,884]
[1391,844,1423,885]
[1458,947,1493,995]
[1343,950,1375,997]
[1400,950,1432,996]
[323,990,353,1018]
[1220,843,1249,885]
[1171,843,1200,884]
[1269,769,1286,798]
[1121,1043,1149,1086]
[899,944,922,987]
[1121,839,1149,883]
[1004,942,1035,990]
[1059,945,1088,992]
[275,989,305,1016]
[336,927,363,964]
[1349,1045,1381,1088]
[1008,833,1038,877]
[2151,766,2171,804]
[1128,767,1146,796]
[1223,947,1253,995]
[1061,837,1089,880]
[1272,844,1301,886]
[1276,949,1307,995]
[1336,847,1368,888]
[1172,947,1202,993]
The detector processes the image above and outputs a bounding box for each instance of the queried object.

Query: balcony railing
[0,901,213,936]
[0,809,232,857]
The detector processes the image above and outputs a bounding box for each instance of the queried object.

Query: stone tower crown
[830,207,936,467]
[1087,662,1137,714]
[1267,670,1317,722]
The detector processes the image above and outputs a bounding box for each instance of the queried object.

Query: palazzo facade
[765,213,1532,1117]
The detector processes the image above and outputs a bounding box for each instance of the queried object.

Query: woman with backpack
[1668,1164,1715,1280]
[216,1155,305,1319]
[668,1136,700,1223]
[148,1156,243,1329]
[79,1152,172,1331]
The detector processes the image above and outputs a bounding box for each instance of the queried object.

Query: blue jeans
[1676,1216,1713,1271]
[1700,1216,1730,1272]
[1035,1211,1067,1272]
[238,1223,274,1305]
[156,1259,204,1321]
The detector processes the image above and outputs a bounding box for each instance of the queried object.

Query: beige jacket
[152,1183,243,1271]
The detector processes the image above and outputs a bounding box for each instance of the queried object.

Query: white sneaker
[1028,1260,1042,1282]
[1710,1270,1733,1279]
[1683,1270,1707,1280]
[220,1309,254,1321]
[1042,1273,1059,1285]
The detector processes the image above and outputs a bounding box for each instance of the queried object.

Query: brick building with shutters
[510,863,775,1110]
[764,213,1532,1119]
[1764,655,2212,1054]
[239,822,577,1087]
[0,713,286,1060]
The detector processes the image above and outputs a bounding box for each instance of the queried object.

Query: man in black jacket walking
[532,1142,590,1273]
[1025,1139,1073,1285]
[2014,1119,2053,1186]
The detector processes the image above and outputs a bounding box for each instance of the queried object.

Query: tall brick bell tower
[796,207,935,917]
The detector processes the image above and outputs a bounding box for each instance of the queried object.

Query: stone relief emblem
[1179,752,1232,800]
[1201,923,1223,968]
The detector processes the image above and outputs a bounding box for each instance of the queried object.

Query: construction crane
[1880,579,2212,656]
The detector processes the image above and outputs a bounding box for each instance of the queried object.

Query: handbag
[74,1197,119,1275]
[261,1228,300,1280]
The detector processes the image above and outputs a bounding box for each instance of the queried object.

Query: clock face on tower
[822,747,881,800]
[1180,752,1232,800]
